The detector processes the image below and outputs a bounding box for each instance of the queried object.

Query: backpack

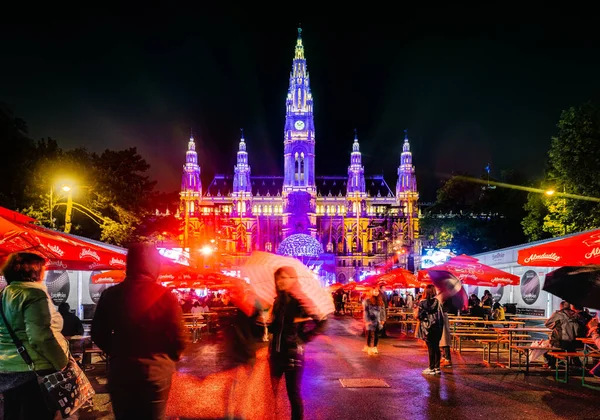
[417,299,443,340]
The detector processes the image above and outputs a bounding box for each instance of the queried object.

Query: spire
[396,130,418,198]
[348,130,365,194]
[295,26,304,60]
[234,130,251,194]
[180,132,202,215]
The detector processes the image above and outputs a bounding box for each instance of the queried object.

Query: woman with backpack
[416,284,444,375]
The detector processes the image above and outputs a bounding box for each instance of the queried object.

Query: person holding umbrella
[269,266,327,420]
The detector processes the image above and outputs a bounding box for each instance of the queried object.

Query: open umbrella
[420,254,519,287]
[366,268,423,289]
[543,265,600,309]
[518,229,600,267]
[0,207,126,271]
[241,251,334,320]
[426,270,469,311]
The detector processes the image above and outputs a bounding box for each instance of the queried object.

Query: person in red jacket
[92,243,187,420]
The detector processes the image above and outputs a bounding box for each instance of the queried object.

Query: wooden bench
[547,351,586,382]
[511,346,560,374]
[452,333,498,352]
[83,346,108,370]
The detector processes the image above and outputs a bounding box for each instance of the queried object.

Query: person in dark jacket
[544,301,583,368]
[58,302,84,337]
[92,243,187,420]
[269,266,327,420]
[416,284,443,375]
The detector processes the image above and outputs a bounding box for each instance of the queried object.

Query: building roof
[205,174,395,199]
[316,175,395,199]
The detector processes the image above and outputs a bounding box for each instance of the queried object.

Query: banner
[520,270,540,305]
[89,271,111,304]
[45,270,70,306]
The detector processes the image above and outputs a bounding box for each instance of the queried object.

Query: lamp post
[62,185,73,234]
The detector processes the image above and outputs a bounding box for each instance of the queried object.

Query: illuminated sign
[421,248,453,269]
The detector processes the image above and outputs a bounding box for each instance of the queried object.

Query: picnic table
[493,327,552,368]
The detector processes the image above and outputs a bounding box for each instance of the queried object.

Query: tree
[522,102,600,240]
[0,104,35,209]
[422,170,528,254]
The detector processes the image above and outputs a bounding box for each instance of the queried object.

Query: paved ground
[69,316,599,420]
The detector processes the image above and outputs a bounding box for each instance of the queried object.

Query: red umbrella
[421,254,519,287]
[365,268,423,289]
[0,207,126,271]
[517,228,600,267]
[90,259,216,285]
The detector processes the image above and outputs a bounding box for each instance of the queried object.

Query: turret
[180,133,202,216]
[347,129,366,195]
[396,129,418,199]
[233,129,251,194]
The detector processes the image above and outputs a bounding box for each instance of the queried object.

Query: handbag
[0,292,95,418]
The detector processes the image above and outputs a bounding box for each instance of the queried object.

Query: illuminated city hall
[178,28,419,283]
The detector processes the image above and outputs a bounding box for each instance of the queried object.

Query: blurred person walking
[92,243,187,420]
[362,286,384,355]
[269,266,327,420]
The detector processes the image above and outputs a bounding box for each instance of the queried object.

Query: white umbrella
[241,251,334,320]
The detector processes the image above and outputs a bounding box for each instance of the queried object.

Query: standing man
[92,243,187,419]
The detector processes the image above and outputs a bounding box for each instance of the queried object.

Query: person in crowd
[468,293,480,308]
[340,291,347,314]
[58,302,84,337]
[492,301,506,321]
[544,300,583,368]
[378,284,389,338]
[363,286,385,355]
[440,298,457,368]
[405,292,414,309]
[587,314,600,377]
[92,243,187,420]
[269,266,327,420]
[0,253,69,419]
[181,298,193,314]
[571,304,593,345]
[416,284,444,375]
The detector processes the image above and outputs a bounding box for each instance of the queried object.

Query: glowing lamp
[61,185,72,192]
[199,245,213,256]
[545,189,555,196]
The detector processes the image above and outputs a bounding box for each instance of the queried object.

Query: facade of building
[178,29,419,283]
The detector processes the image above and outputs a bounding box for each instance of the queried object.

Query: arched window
[300,152,305,183]
[294,152,299,184]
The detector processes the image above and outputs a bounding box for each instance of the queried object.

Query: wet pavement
[75,316,597,420]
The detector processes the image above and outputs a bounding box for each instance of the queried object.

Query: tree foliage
[522,102,600,240]
[421,170,528,255]
[0,105,168,247]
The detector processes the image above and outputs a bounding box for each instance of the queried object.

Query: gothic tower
[233,129,251,195]
[180,133,202,246]
[283,27,316,195]
[396,130,418,198]
[347,130,366,195]
[396,129,419,260]
[282,28,317,236]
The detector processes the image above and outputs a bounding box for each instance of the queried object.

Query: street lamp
[49,182,73,230]
[545,189,555,196]
[62,185,74,234]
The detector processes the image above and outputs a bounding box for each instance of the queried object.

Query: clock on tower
[294,120,305,130]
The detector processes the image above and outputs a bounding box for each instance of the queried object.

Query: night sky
[2,10,599,201]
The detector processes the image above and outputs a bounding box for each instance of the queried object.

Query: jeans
[366,329,379,347]
[426,329,442,370]
[270,352,304,420]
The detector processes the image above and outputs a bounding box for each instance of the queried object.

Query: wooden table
[577,337,600,389]
[494,327,552,368]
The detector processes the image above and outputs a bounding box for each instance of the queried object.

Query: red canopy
[0,208,126,271]
[365,268,424,289]
[517,229,600,267]
[419,254,519,287]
